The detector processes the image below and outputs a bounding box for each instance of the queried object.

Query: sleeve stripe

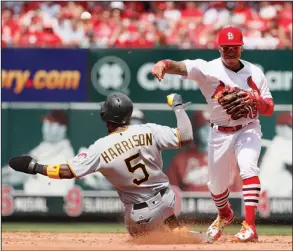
[176,128,182,148]
[66,161,79,179]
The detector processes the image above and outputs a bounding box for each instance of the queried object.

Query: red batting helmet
[217,26,244,46]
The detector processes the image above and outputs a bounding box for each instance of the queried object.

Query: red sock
[211,189,231,217]
[219,204,232,217]
[242,176,261,226]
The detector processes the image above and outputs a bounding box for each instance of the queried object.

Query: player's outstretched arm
[8,156,75,179]
[152,60,187,81]
[167,93,193,146]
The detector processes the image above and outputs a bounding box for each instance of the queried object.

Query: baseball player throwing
[152,26,274,242]
[8,92,194,237]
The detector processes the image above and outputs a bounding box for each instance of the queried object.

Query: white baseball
[81,11,92,20]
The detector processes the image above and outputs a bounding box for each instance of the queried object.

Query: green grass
[2,223,292,236]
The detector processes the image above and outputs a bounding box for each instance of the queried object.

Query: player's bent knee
[239,164,260,180]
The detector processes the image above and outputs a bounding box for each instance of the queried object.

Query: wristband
[47,164,61,179]
[28,159,38,174]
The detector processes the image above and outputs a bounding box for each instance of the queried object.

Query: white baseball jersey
[67,124,180,204]
[183,58,272,127]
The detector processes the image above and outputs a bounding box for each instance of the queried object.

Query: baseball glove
[217,86,259,120]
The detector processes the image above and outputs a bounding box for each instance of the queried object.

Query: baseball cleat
[206,205,235,243]
[231,221,258,242]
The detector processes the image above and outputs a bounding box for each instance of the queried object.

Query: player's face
[219,45,242,67]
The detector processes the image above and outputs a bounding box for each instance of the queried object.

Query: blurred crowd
[2,1,292,49]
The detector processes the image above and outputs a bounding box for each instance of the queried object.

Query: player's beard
[224,57,238,65]
[220,49,242,70]
[222,57,241,72]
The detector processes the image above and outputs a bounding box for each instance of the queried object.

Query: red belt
[210,123,244,133]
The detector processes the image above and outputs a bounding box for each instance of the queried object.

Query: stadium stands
[1,1,292,49]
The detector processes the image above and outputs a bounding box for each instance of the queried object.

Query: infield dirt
[2,232,292,250]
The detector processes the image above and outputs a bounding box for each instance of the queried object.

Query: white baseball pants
[124,187,176,236]
[207,121,263,195]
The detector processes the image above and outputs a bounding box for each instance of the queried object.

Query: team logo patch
[77,152,87,159]
[227,32,234,40]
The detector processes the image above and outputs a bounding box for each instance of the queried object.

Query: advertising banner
[88,49,292,104]
[2,186,291,221]
[1,48,87,102]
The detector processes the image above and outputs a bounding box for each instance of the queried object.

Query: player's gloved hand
[217,86,259,120]
[167,93,191,109]
[152,60,169,81]
[8,156,38,175]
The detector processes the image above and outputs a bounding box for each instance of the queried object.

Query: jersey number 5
[125,153,149,185]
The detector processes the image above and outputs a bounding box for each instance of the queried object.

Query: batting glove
[167,93,191,110]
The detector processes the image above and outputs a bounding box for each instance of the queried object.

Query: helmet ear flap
[100,111,105,121]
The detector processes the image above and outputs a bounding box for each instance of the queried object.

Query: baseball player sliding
[8,92,196,237]
[152,26,274,242]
